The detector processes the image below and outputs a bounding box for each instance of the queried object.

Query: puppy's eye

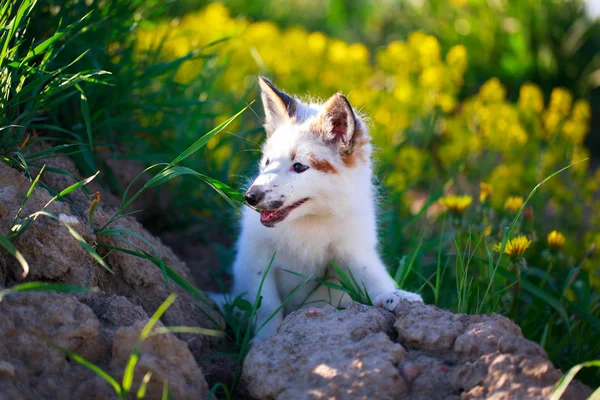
[292,162,309,173]
[265,158,270,167]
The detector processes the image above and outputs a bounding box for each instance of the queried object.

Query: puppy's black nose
[245,186,265,206]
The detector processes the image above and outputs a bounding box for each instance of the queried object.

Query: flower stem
[509,264,521,320]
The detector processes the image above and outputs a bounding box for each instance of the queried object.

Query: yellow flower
[446,45,467,72]
[504,196,524,213]
[493,236,531,259]
[484,225,492,236]
[572,99,591,122]
[518,83,544,113]
[439,195,473,214]
[547,230,565,250]
[480,182,493,202]
[479,78,506,102]
[549,87,573,116]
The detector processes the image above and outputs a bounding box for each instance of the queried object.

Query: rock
[111,320,209,400]
[0,160,223,398]
[243,302,409,399]
[0,292,114,400]
[243,301,592,400]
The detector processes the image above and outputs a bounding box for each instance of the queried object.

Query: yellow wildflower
[479,78,506,102]
[484,225,492,236]
[547,230,565,250]
[518,83,544,112]
[549,87,572,116]
[439,195,473,214]
[446,45,467,72]
[572,99,591,122]
[504,196,524,213]
[493,236,531,259]
[480,182,493,202]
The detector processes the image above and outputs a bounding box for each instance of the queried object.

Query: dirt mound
[0,161,223,399]
[243,301,591,400]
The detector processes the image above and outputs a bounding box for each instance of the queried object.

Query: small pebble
[400,362,419,381]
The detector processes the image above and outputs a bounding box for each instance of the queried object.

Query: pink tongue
[260,210,279,220]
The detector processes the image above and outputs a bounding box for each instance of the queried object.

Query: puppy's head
[246,77,372,227]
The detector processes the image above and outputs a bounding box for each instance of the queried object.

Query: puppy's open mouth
[259,198,309,227]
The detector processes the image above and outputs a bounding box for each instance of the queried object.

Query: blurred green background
[2,0,599,388]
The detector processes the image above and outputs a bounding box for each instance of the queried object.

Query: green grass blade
[122,293,177,393]
[44,171,99,208]
[257,273,312,333]
[143,166,243,211]
[0,235,29,278]
[161,380,171,400]
[119,163,168,211]
[136,371,153,399]
[75,85,93,151]
[10,281,96,293]
[12,164,45,225]
[30,210,112,273]
[209,382,231,400]
[231,252,276,393]
[150,326,225,337]
[95,243,223,329]
[0,282,97,301]
[25,144,81,160]
[550,360,600,400]
[497,267,570,325]
[96,229,166,282]
[47,340,122,396]
[165,104,251,169]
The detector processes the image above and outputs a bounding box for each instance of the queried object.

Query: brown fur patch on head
[309,154,338,174]
[341,125,370,168]
[310,93,371,168]
[290,148,297,160]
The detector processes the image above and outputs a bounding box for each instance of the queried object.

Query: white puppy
[225,77,422,340]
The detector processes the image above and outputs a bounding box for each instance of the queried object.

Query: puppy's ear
[258,76,297,136]
[312,93,358,155]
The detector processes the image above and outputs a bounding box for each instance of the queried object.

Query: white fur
[223,83,422,341]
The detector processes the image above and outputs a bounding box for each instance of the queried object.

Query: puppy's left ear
[258,76,297,136]
[312,93,358,155]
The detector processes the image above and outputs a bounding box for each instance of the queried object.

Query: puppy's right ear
[258,76,297,136]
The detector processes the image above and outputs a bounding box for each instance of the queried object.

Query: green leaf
[161,380,171,400]
[29,210,112,274]
[96,228,166,283]
[136,371,153,399]
[44,171,99,208]
[209,382,231,400]
[144,166,243,211]
[122,293,178,393]
[0,235,28,278]
[550,360,600,400]
[233,297,253,312]
[76,85,94,150]
[150,326,225,337]
[0,282,96,302]
[497,267,569,325]
[12,164,45,225]
[21,10,93,64]
[47,340,122,396]
[165,104,251,169]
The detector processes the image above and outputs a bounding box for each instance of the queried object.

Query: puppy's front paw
[374,289,423,311]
